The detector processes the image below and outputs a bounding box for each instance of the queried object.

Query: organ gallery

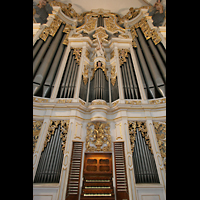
[33,1,166,200]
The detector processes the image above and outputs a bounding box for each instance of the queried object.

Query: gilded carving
[125,100,141,105]
[91,61,108,81]
[57,99,72,103]
[42,120,70,154]
[91,100,107,105]
[92,27,109,43]
[33,97,48,103]
[72,48,82,64]
[153,122,166,170]
[149,98,166,104]
[118,49,130,66]
[128,121,153,153]
[33,120,43,153]
[86,122,111,152]
[131,17,162,45]
[82,65,89,85]
[110,65,117,86]
[39,15,63,41]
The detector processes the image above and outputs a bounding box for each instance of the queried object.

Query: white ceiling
[33,0,154,16]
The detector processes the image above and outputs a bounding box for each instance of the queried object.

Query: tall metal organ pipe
[33,24,65,96]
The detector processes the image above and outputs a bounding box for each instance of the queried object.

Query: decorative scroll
[153,122,166,170]
[92,27,109,43]
[128,121,152,153]
[39,15,63,41]
[132,17,162,45]
[118,49,129,66]
[86,122,111,152]
[33,120,43,153]
[63,23,72,45]
[42,120,69,153]
[104,15,125,33]
[72,48,82,64]
[125,100,141,105]
[76,14,98,33]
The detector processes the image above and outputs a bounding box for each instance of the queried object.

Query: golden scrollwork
[33,120,43,153]
[76,14,98,33]
[153,122,166,170]
[128,121,153,154]
[42,120,70,154]
[118,49,130,66]
[72,48,82,64]
[63,23,72,45]
[92,27,109,43]
[104,15,125,33]
[91,100,107,105]
[132,17,162,45]
[39,15,63,41]
[57,99,72,103]
[86,122,111,152]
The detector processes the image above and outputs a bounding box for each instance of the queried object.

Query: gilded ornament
[72,48,82,64]
[125,100,141,105]
[92,27,109,44]
[128,121,153,154]
[110,65,117,86]
[86,122,111,152]
[42,120,69,154]
[33,120,43,153]
[153,122,166,170]
[82,65,89,85]
[118,49,129,66]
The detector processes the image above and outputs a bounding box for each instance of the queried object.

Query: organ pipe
[33,24,65,96]
[42,32,67,97]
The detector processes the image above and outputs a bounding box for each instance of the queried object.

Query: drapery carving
[86,122,111,152]
[128,121,152,153]
[153,122,166,170]
[42,120,69,153]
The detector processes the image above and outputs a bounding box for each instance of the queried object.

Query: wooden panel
[114,142,129,200]
[81,153,114,200]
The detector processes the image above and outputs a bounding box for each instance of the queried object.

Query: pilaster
[33,118,51,180]
[145,119,166,195]
[74,46,86,99]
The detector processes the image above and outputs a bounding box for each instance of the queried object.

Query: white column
[33,118,51,180]
[122,118,137,200]
[129,45,147,101]
[74,45,86,99]
[57,119,75,200]
[114,46,124,100]
[50,44,71,101]
[146,119,166,195]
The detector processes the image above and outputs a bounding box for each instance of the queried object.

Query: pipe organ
[33,4,166,200]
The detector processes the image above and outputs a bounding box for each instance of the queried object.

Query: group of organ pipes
[33,11,166,200]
